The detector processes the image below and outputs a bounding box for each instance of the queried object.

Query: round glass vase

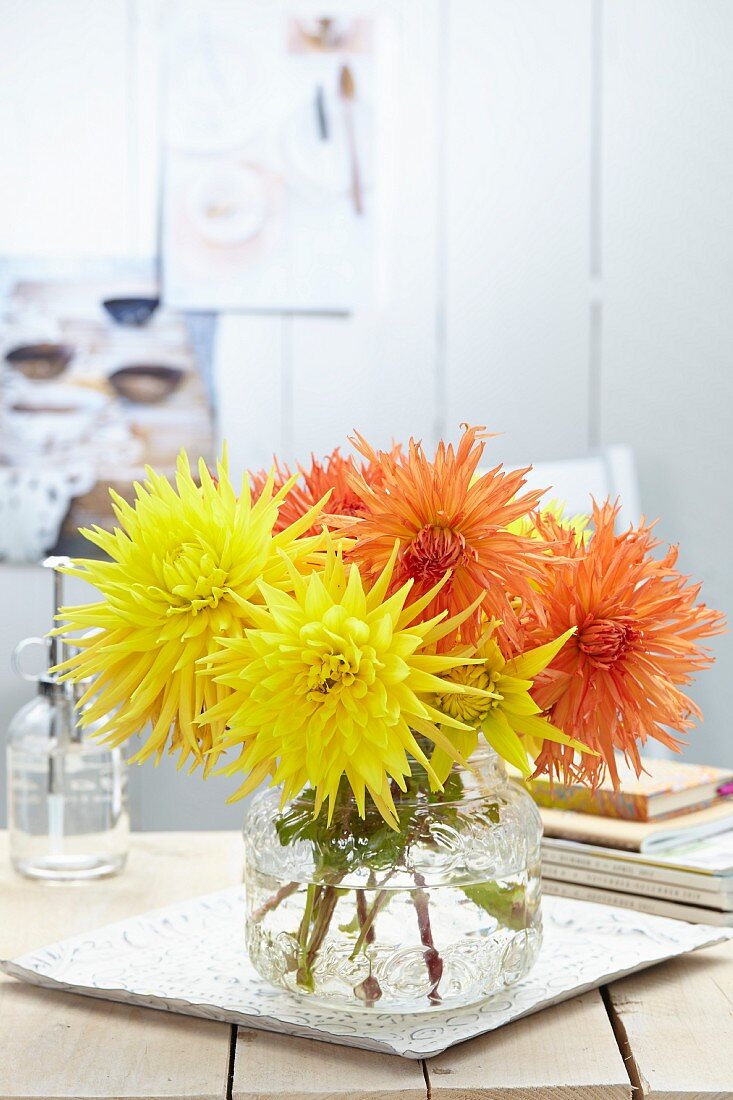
[243,748,542,1013]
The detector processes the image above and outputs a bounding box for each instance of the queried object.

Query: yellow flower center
[163,542,229,615]
[307,652,356,695]
[300,610,377,705]
[435,663,501,724]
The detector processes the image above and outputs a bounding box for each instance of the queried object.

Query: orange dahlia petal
[251,444,402,537]
[525,501,725,787]
[329,425,558,651]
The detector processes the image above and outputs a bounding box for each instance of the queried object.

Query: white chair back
[519,445,641,530]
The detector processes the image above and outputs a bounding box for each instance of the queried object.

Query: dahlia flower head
[202,540,490,827]
[522,501,725,787]
[53,450,327,772]
[55,429,725,824]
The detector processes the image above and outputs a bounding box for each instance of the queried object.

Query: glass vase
[243,747,542,1013]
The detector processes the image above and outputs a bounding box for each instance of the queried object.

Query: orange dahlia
[524,502,725,786]
[330,425,554,651]
[252,446,400,536]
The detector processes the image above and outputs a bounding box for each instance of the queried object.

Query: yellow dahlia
[53,450,326,771]
[508,499,590,545]
[203,543,489,827]
[431,623,591,782]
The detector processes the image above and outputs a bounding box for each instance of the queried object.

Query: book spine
[542,859,733,910]
[542,843,733,891]
[543,878,732,926]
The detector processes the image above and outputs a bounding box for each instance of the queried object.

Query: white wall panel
[128,0,166,259]
[214,314,285,477]
[289,0,441,462]
[444,0,592,463]
[601,0,733,766]
[0,0,131,257]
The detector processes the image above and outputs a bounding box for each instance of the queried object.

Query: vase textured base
[246,872,542,1013]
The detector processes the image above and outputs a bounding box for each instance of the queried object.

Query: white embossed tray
[2,886,728,1058]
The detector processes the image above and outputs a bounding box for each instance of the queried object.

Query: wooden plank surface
[424,991,631,1100]
[232,1028,426,1100]
[5,830,730,1099]
[605,939,733,1100]
[0,831,242,1100]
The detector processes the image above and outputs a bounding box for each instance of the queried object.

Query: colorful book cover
[526,756,733,821]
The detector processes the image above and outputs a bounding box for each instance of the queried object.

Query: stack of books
[527,758,733,925]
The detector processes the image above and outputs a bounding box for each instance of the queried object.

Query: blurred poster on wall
[0,271,215,563]
[162,10,381,312]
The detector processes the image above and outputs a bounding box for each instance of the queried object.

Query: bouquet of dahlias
[54,426,724,1012]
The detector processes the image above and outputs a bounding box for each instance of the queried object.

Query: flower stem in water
[251,880,299,923]
[412,872,444,1004]
[349,888,389,959]
[305,885,339,969]
[296,882,318,991]
[353,886,383,1005]
[296,881,343,991]
[356,889,374,944]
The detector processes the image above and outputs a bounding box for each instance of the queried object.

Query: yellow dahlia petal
[207,545,485,825]
[506,627,576,680]
[432,622,591,775]
[54,448,327,767]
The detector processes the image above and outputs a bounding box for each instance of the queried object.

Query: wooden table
[1,832,731,1100]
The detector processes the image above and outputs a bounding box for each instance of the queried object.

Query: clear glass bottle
[6,557,129,880]
[243,747,542,1013]
[7,679,129,880]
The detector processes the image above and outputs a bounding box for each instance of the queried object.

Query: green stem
[356,889,374,944]
[296,880,343,991]
[296,882,318,990]
[305,885,339,968]
[349,887,389,959]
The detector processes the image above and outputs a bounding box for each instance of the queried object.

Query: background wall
[1,0,731,828]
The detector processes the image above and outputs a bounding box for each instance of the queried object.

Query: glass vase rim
[253,744,510,818]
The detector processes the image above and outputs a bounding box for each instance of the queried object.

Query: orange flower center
[403,525,466,585]
[332,494,365,518]
[578,617,638,669]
